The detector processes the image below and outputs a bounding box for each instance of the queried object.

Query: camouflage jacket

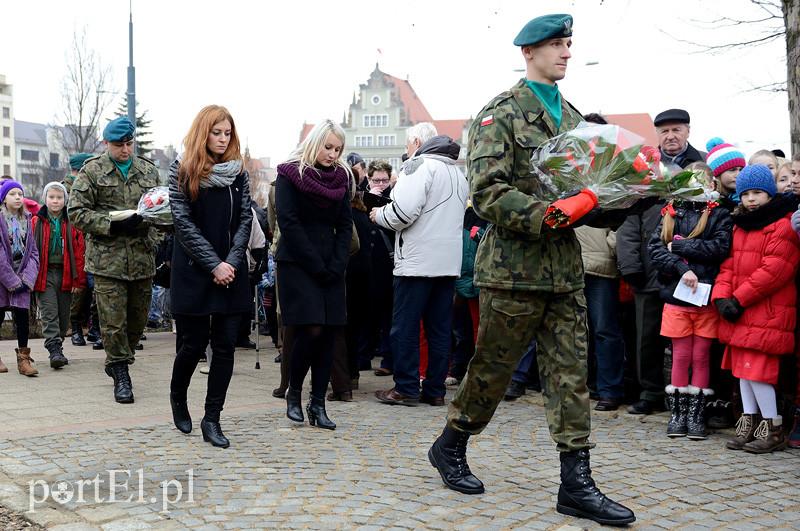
[68,152,159,280]
[468,78,585,293]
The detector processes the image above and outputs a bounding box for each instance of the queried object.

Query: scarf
[277,162,349,206]
[526,79,562,130]
[2,207,26,261]
[732,194,794,231]
[48,212,63,256]
[112,158,133,180]
[201,159,242,189]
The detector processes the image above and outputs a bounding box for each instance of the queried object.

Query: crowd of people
[2,11,800,527]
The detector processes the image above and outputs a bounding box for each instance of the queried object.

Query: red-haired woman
[168,105,252,448]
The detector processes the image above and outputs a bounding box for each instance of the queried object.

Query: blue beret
[514,14,573,47]
[69,153,94,170]
[103,117,136,142]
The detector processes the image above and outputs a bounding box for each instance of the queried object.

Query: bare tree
[784,0,799,156]
[59,28,113,154]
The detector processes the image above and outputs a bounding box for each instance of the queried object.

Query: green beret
[68,152,94,170]
[103,116,136,142]
[513,14,573,47]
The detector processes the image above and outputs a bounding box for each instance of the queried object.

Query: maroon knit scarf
[277,162,349,206]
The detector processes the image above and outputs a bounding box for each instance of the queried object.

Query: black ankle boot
[104,362,134,403]
[48,343,69,369]
[557,449,635,526]
[286,388,304,422]
[306,394,335,430]
[170,393,192,434]
[687,387,712,440]
[428,426,484,494]
[200,418,229,448]
[71,322,86,346]
[665,385,687,438]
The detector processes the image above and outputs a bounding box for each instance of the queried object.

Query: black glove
[714,297,744,322]
[11,284,27,294]
[622,272,647,289]
[110,213,143,235]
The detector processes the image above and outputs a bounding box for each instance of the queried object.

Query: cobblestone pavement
[0,333,797,530]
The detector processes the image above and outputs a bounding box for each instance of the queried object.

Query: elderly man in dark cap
[346,152,368,189]
[427,13,635,526]
[68,117,160,404]
[654,108,706,170]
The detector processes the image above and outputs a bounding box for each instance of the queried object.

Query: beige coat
[575,227,618,279]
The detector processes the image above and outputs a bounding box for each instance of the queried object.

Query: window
[354,135,373,148]
[2,127,8,138]
[371,95,381,105]
[362,114,388,128]
[389,158,401,170]
[2,165,9,175]
[2,146,8,157]
[2,107,9,119]
[377,135,396,147]
[50,153,60,167]
[20,149,39,162]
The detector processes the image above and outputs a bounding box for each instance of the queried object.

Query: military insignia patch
[563,18,572,35]
[480,115,494,127]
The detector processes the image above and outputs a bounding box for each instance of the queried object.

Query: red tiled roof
[433,119,468,142]
[604,113,658,147]
[383,74,433,124]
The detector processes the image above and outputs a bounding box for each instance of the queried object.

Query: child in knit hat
[712,164,800,453]
[748,149,779,177]
[705,138,746,206]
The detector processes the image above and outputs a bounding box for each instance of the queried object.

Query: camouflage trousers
[93,275,152,366]
[447,287,594,452]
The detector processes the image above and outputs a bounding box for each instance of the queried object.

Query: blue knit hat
[736,164,776,197]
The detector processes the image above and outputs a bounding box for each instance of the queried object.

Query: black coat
[168,161,253,316]
[275,172,352,326]
[616,202,666,293]
[647,202,732,306]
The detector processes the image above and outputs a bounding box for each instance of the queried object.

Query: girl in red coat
[32,182,86,369]
[712,165,800,453]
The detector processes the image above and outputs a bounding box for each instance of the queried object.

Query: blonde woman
[276,120,353,430]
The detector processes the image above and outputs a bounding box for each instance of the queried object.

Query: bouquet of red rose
[530,123,705,227]
[109,186,172,227]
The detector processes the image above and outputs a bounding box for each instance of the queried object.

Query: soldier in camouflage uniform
[68,117,159,404]
[64,153,93,347]
[427,14,635,526]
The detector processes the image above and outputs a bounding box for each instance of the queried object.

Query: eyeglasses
[370,178,390,184]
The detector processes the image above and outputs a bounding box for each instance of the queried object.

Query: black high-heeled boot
[200,417,229,448]
[170,393,192,434]
[306,394,336,430]
[286,387,304,422]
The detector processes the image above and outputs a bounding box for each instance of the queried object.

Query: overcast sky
[1,0,791,162]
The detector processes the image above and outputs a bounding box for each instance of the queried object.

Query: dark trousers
[450,295,477,381]
[585,275,626,399]
[288,325,340,398]
[391,276,455,398]
[330,328,355,393]
[1,308,29,348]
[170,313,242,422]
[512,341,539,386]
[634,291,667,402]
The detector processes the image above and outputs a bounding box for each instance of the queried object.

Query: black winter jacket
[616,202,666,293]
[647,201,732,306]
[168,160,253,315]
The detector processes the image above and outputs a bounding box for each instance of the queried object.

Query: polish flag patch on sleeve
[480,115,494,127]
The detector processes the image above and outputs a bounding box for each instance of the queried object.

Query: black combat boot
[86,320,100,344]
[105,362,134,403]
[557,449,636,526]
[200,417,230,448]
[47,342,69,369]
[687,387,712,440]
[665,385,687,438]
[170,393,192,434]
[428,426,485,494]
[71,322,86,346]
[286,387,304,422]
[306,394,336,430]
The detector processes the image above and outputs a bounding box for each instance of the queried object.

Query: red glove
[544,189,599,228]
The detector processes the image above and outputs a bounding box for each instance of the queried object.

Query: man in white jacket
[371,122,469,406]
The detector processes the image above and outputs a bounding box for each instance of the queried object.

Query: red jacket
[31,206,86,292]
[712,202,800,356]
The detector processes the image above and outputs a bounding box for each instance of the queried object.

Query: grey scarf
[201,159,243,189]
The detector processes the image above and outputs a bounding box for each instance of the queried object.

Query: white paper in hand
[672,282,711,307]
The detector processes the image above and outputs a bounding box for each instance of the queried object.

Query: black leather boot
[71,322,86,346]
[104,362,134,403]
[286,387,304,422]
[170,393,192,434]
[665,385,687,438]
[428,426,485,494]
[306,394,336,430]
[86,322,100,344]
[557,449,635,526]
[200,417,230,448]
[687,387,712,440]
[48,342,69,369]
